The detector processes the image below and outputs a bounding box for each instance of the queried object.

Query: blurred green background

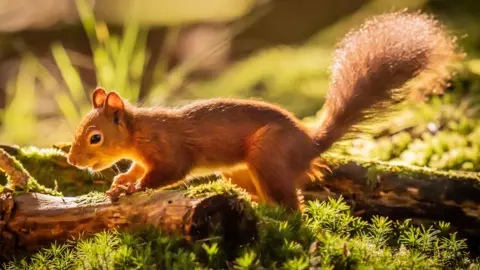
[0,0,479,148]
[2,2,480,267]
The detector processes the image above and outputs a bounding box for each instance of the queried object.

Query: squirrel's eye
[90,134,102,145]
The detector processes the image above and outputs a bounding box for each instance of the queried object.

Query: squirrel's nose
[67,154,76,166]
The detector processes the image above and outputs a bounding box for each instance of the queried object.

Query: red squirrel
[67,11,459,211]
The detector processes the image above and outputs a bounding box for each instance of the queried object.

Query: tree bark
[0,190,257,262]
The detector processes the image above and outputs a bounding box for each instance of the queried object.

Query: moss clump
[1,146,111,196]
[185,177,253,203]
[19,146,67,159]
[324,153,480,183]
[3,196,477,269]
[21,177,62,197]
[17,147,108,195]
[0,147,62,197]
[74,191,109,205]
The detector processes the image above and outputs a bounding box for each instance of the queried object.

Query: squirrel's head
[67,87,132,172]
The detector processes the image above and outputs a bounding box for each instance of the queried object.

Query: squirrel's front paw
[106,174,139,200]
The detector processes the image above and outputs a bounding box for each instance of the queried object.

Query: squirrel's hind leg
[221,161,324,206]
[244,125,314,211]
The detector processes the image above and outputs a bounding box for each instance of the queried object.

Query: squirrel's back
[313,11,461,152]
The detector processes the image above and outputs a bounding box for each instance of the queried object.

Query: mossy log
[2,143,480,257]
[0,144,126,196]
[303,158,480,254]
[0,190,257,262]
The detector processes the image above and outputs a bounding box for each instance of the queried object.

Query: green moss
[20,177,63,197]
[16,147,100,194]
[324,153,480,182]
[74,191,109,205]
[0,148,62,197]
[19,146,66,159]
[0,146,111,196]
[185,178,252,203]
[3,197,476,269]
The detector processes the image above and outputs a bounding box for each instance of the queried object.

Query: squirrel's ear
[92,87,107,108]
[104,91,125,111]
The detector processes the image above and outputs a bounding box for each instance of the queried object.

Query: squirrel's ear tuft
[104,91,125,111]
[92,87,107,108]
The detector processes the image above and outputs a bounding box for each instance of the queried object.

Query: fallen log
[0,189,257,262]
[303,157,480,255]
[2,144,480,258]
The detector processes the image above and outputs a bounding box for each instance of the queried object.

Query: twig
[0,148,31,190]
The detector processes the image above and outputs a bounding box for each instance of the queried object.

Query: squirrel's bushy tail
[313,10,462,153]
